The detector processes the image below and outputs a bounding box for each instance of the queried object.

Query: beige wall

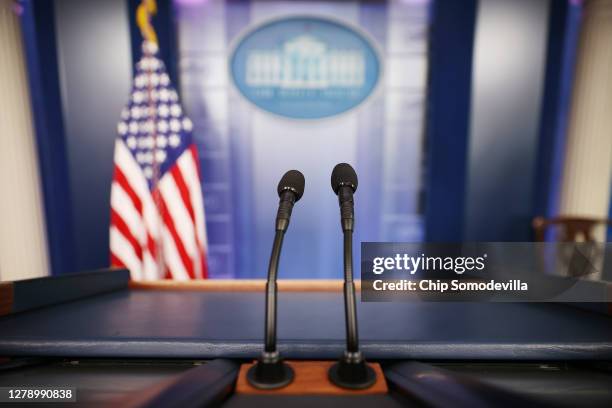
[559,0,612,240]
[0,0,50,281]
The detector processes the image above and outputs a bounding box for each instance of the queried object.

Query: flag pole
[138,0,165,278]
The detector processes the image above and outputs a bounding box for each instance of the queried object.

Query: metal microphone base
[328,351,377,390]
[247,351,294,390]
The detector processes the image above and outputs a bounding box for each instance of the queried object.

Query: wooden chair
[532,216,612,242]
[532,217,611,280]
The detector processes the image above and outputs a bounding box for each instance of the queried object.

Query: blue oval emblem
[230,17,381,119]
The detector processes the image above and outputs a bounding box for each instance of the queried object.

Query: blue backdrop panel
[23,0,581,277]
[465,0,551,241]
[53,0,133,272]
[176,0,430,278]
[424,0,476,242]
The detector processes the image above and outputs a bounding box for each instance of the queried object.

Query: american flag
[110,41,208,280]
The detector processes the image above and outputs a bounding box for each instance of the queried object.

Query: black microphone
[247,170,305,389]
[328,163,376,389]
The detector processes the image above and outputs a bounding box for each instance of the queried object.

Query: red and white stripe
[110,139,208,280]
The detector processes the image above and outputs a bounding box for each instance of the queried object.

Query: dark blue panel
[20,0,76,276]
[465,0,550,241]
[534,0,582,240]
[0,290,611,360]
[424,0,477,241]
[54,0,133,272]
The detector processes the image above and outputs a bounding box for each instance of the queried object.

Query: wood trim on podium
[130,279,361,292]
[236,361,387,395]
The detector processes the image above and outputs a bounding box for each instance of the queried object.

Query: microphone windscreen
[331,163,358,194]
[277,170,305,201]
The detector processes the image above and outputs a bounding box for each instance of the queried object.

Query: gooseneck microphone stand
[328,163,376,389]
[264,229,285,356]
[247,170,305,389]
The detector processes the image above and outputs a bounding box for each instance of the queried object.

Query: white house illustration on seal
[245,35,365,89]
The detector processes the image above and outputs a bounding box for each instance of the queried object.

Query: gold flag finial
[136,0,158,45]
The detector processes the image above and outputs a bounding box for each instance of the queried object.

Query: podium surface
[1,271,611,407]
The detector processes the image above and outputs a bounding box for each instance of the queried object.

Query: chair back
[532,216,612,242]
